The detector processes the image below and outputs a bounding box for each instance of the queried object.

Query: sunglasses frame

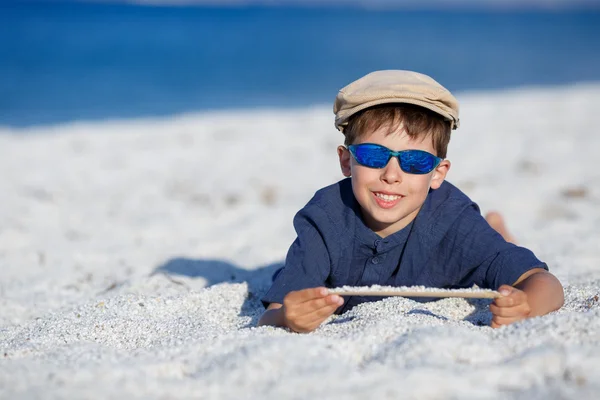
[347,143,443,175]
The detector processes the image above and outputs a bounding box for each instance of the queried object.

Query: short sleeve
[449,206,548,290]
[261,207,332,307]
[481,246,548,290]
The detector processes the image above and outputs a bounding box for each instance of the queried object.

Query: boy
[258,70,564,333]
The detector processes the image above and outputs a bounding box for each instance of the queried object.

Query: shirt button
[374,239,381,247]
[371,257,380,264]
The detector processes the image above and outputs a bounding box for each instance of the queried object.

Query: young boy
[258,70,564,333]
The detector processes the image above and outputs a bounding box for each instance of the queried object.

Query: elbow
[257,313,268,327]
[550,272,565,311]
[544,274,565,314]
[554,282,565,311]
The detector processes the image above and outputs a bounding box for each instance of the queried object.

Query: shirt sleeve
[450,205,548,290]
[261,206,332,307]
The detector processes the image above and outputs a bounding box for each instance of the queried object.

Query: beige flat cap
[334,70,460,132]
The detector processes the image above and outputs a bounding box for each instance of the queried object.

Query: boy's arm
[259,202,341,332]
[258,288,344,333]
[513,268,564,316]
[446,206,562,326]
[490,268,564,328]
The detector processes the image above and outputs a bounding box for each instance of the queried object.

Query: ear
[430,159,450,190]
[337,145,352,177]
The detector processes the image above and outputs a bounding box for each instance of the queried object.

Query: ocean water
[1,2,600,127]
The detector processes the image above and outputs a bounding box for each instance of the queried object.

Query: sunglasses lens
[350,145,441,173]
[352,144,390,168]
[399,150,440,174]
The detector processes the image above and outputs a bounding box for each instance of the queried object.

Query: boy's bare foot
[485,211,516,244]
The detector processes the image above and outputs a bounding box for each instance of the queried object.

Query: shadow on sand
[152,257,283,327]
[463,298,494,326]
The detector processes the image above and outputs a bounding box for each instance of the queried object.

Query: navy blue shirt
[262,178,547,313]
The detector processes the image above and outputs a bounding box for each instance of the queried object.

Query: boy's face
[337,122,450,238]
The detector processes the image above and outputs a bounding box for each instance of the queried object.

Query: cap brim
[335,98,459,132]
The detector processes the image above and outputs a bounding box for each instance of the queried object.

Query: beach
[1,84,600,399]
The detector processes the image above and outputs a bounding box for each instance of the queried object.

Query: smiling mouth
[374,192,403,202]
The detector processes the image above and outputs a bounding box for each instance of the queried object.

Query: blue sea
[2,2,600,127]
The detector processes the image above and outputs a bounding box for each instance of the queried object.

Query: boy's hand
[489,285,532,328]
[282,287,344,333]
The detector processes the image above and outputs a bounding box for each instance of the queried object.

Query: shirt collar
[350,195,415,252]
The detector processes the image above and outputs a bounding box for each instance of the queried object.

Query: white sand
[1,84,600,399]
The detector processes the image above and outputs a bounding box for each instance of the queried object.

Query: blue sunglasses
[348,143,442,174]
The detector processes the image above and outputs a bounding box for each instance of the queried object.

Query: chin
[375,204,420,224]
[370,210,408,226]
[379,216,408,227]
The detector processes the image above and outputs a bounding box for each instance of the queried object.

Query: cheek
[350,167,379,200]
[351,165,378,184]
[405,175,433,196]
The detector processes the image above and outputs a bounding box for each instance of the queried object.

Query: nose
[381,156,403,184]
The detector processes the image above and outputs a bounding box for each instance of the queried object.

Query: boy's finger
[285,287,329,305]
[494,295,526,308]
[285,294,342,320]
[489,303,531,318]
[497,284,514,297]
[289,302,340,330]
[494,288,527,307]
[305,294,344,312]
[301,301,343,325]
[491,315,518,327]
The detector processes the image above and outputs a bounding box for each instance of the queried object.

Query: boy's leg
[485,211,516,244]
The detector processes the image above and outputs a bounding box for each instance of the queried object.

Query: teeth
[375,193,400,201]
